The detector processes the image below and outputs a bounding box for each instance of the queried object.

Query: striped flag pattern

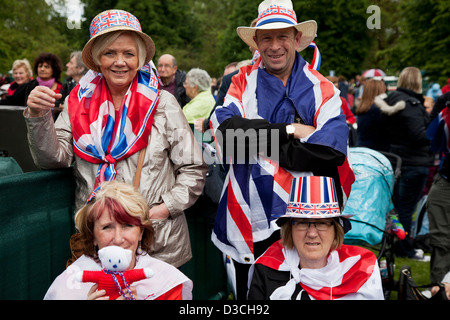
[285,176,340,217]
[210,53,354,263]
[68,66,159,187]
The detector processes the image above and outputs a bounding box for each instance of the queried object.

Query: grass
[388,254,431,300]
[365,241,432,300]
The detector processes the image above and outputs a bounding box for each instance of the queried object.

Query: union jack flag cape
[250,241,383,300]
[210,53,355,264]
[68,65,160,188]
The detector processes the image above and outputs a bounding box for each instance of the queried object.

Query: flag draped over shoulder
[209,53,355,264]
[251,241,383,300]
[68,65,160,188]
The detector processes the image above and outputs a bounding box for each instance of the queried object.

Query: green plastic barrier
[0,168,76,300]
[0,157,24,178]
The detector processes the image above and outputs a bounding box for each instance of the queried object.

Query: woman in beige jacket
[24,9,207,268]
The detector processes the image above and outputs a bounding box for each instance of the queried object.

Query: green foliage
[377,0,450,83]
[294,0,373,78]
[217,0,260,67]
[0,0,73,75]
[1,0,449,85]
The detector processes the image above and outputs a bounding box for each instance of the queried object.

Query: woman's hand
[87,284,109,300]
[149,203,170,220]
[27,86,62,117]
[116,286,138,300]
[87,284,139,300]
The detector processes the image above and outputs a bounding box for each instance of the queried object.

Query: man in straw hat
[209,0,355,299]
[25,9,206,271]
[247,176,384,300]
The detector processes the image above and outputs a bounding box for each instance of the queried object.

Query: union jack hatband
[277,176,353,220]
[82,9,155,73]
[236,0,317,53]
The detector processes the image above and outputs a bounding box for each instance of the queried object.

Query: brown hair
[356,79,386,115]
[74,181,154,259]
[280,218,345,251]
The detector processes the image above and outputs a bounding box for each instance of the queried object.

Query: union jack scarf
[68,63,160,188]
[210,53,354,264]
[250,241,383,300]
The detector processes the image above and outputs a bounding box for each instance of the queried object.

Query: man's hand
[290,122,315,139]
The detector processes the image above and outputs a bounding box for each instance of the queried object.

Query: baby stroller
[343,147,403,300]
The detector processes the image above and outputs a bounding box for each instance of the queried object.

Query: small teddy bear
[76,245,154,300]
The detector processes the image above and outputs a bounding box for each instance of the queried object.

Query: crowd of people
[1,0,449,301]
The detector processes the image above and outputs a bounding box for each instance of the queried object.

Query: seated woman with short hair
[247,175,384,300]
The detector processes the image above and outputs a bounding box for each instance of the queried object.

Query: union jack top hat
[276,176,353,222]
[82,9,155,73]
[237,0,317,53]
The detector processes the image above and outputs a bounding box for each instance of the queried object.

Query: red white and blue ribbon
[285,176,340,217]
[68,64,159,188]
[256,4,298,27]
[308,41,321,71]
[104,269,136,300]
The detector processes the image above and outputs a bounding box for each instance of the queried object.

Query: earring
[137,241,143,255]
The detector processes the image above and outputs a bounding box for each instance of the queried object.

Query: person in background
[441,78,450,94]
[24,9,206,268]
[182,68,216,124]
[0,59,33,106]
[55,51,87,110]
[354,79,404,151]
[157,53,190,107]
[426,83,442,103]
[423,96,434,115]
[24,52,63,119]
[44,181,193,300]
[383,66,434,260]
[326,76,356,125]
[248,176,384,300]
[193,18,259,135]
[426,92,450,286]
[25,52,62,97]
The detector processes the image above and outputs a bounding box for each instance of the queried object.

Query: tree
[294,0,373,78]
[0,0,72,75]
[377,0,450,84]
[217,0,259,68]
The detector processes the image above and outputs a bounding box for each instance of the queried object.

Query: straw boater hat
[81,9,155,73]
[276,176,353,231]
[237,0,317,53]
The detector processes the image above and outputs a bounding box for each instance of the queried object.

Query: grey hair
[186,68,211,92]
[70,51,87,75]
[91,31,147,70]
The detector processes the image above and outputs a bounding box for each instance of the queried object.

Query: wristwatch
[286,124,295,138]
